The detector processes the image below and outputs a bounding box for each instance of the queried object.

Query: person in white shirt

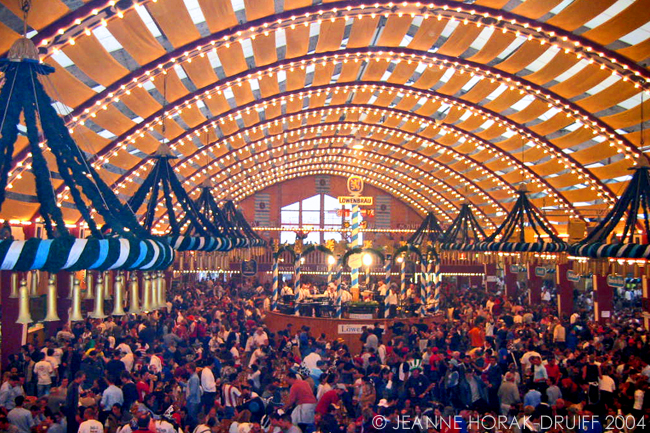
[201,363,217,413]
[121,352,134,373]
[116,343,132,355]
[230,345,241,367]
[252,328,269,348]
[378,282,388,297]
[384,287,398,317]
[302,350,322,370]
[148,350,162,374]
[33,354,54,397]
[222,380,241,420]
[249,347,266,368]
[340,289,352,303]
[78,407,104,433]
[155,417,179,433]
[281,285,294,297]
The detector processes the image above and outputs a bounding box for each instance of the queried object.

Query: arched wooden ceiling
[1,0,649,234]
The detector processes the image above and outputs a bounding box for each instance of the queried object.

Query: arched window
[280,194,363,244]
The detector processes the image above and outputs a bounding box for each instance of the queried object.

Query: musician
[340,287,352,303]
[281,284,294,297]
[326,283,338,302]
[384,285,399,318]
[377,281,388,297]
[297,285,310,302]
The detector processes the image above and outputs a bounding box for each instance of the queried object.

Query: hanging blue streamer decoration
[0,40,173,271]
[569,158,650,258]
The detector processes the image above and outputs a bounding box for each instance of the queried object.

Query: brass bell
[85,271,94,300]
[69,277,83,322]
[9,272,19,298]
[103,272,112,300]
[142,273,153,312]
[160,272,167,309]
[16,278,32,324]
[150,272,159,310]
[43,276,60,322]
[156,272,164,309]
[67,273,75,299]
[29,270,39,298]
[128,273,140,314]
[112,274,126,316]
[89,275,106,319]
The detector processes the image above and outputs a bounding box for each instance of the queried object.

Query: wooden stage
[263,310,445,353]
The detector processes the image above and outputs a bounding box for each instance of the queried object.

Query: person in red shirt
[468,324,485,348]
[315,385,346,415]
[544,357,561,384]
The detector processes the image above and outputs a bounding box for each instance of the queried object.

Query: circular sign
[259,202,266,209]
[347,176,364,194]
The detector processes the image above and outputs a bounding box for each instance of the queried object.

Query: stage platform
[263,310,445,353]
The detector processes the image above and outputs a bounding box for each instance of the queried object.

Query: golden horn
[16,278,32,324]
[29,270,39,298]
[142,273,153,312]
[103,271,112,300]
[44,275,60,322]
[128,273,140,314]
[9,272,19,298]
[160,271,166,309]
[150,272,159,310]
[156,271,164,309]
[112,274,126,316]
[85,271,94,300]
[67,272,74,299]
[69,277,83,322]
[89,275,106,319]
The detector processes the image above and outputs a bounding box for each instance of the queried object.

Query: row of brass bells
[15,269,166,323]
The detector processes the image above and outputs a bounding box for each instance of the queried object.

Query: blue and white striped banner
[375,196,391,229]
[315,175,330,194]
[254,194,271,227]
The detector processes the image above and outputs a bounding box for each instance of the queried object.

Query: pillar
[592,274,613,324]
[527,264,543,305]
[484,263,497,292]
[505,265,518,299]
[642,276,650,331]
[1,271,23,369]
[555,263,573,320]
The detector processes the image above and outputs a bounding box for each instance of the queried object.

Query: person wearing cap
[405,366,432,405]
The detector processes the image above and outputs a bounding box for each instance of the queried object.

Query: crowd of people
[0,276,648,433]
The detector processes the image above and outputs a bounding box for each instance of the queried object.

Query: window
[279,194,364,244]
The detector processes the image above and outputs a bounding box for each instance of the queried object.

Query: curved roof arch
[96,103,600,217]
[0,0,648,233]
[139,147,504,228]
